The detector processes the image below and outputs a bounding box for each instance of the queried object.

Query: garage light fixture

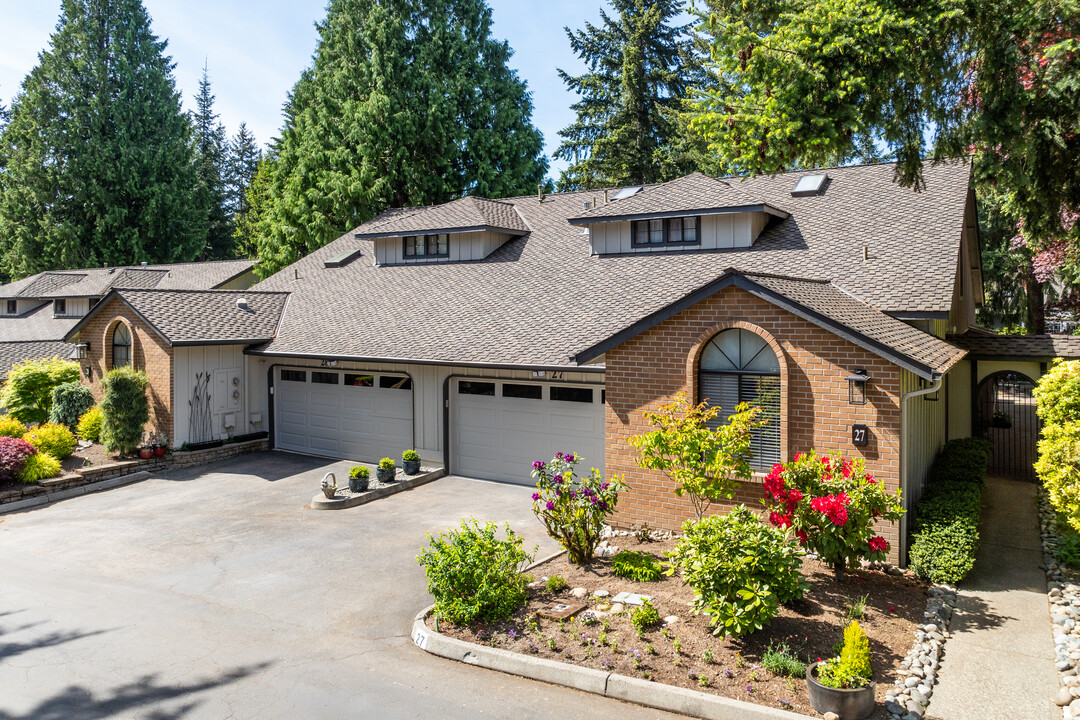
[847,369,870,405]
[74,342,90,360]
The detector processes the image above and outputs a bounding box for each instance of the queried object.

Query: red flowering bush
[0,436,38,483]
[762,452,904,578]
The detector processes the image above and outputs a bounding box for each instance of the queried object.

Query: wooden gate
[976,371,1039,482]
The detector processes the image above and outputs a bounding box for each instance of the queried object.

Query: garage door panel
[501,409,544,430]
[547,412,598,433]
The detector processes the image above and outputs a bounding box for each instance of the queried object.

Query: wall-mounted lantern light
[75,342,90,360]
[847,369,870,405]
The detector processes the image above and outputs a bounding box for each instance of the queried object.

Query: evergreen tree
[0,0,205,277]
[191,63,233,260]
[254,0,548,278]
[553,0,700,191]
[226,122,261,218]
[231,143,270,261]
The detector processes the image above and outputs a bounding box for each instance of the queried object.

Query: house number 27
[851,424,869,448]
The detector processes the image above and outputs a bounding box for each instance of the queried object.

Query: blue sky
[0,0,613,179]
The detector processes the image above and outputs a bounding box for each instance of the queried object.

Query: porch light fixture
[847,369,870,405]
[74,342,90,360]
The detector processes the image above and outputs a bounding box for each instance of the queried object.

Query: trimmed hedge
[909,437,991,584]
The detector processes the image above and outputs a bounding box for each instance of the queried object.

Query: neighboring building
[63,160,1080,563]
[0,261,258,380]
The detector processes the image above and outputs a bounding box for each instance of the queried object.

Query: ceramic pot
[805,663,875,720]
[139,448,154,459]
[376,467,395,483]
[349,476,369,493]
[403,459,421,475]
[154,446,167,457]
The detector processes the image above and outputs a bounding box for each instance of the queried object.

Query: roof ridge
[115,288,289,296]
[736,269,832,284]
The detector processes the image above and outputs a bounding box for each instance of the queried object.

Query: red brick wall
[605,285,903,557]
[76,297,174,443]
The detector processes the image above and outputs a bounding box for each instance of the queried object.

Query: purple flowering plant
[530,452,625,565]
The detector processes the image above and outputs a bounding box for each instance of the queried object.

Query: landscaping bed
[427,534,927,718]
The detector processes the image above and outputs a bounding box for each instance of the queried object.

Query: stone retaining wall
[0,438,269,507]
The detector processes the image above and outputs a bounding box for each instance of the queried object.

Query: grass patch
[762,642,807,678]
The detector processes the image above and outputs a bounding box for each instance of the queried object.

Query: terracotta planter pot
[153,446,167,457]
[138,448,154,460]
[806,662,875,720]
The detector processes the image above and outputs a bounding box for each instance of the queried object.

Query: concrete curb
[310,469,446,510]
[0,471,153,515]
[411,606,816,720]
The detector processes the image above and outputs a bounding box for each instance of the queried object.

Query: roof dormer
[352,196,530,266]
[567,173,788,255]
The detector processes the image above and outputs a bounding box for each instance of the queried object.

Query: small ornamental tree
[530,452,625,564]
[0,436,37,483]
[100,367,149,455]
[628,392,761,519]
[49,381,96,429]
[0,357,79,425]
[762,452,904,580]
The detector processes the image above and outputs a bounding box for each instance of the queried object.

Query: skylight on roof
[611,186,643,201]
[791,174,828,197]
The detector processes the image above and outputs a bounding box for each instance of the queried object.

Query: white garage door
[275,368,413,462]
[451,379,605,485]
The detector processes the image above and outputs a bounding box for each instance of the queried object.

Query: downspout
[899,372,943,567]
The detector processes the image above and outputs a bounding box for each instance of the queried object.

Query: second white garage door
[451,378,606,484]
[275,368,413,462]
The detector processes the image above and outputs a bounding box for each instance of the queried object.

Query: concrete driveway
[0,451,680,719]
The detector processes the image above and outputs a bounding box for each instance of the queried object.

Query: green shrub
[931,437,992,486]
[76,406,103,443]
[402,449,420,462]
[762,641,807,678]
[416,519,535,625]
[0,357,79,425]
[546,575,567,592]
[530,452,624,564]
[817,621,872,689]
[100,367,149,455]
[1037,421,1080,531]
[1057,519,1080,568]
[49,381,96,429]
[631,598,662,631]
[18,452,61,483]
[909,521,978,584]
[0,416,28,439]
[0,436,36,482]
[378,457,395,470]
[667,506,807,639]
[349,465,370,480]
[23,423,77,459]
[612,550,664,582]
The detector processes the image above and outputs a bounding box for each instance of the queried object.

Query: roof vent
[791,174,828,197]
[236,297,251,312]
[141,261,148,266]
[611,186,643,201]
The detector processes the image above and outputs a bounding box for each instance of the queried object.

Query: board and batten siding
[55,297,91,318]
[174,345,247,446]
[587,212,771,255]
[372,230,511,265]
[247,354,604,465]
[901,369,948,511]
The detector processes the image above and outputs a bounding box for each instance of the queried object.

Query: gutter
[898,372,943,566]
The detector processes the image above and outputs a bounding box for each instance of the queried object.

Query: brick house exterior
[78,295,175,442]
[604,285,904,556]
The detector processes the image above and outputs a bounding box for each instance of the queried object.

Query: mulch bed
[60,442,118,473]
[429,535,927,718]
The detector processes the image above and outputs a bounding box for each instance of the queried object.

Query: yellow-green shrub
[0,415,28,438]
[1035,360,1080,531]
[817,620,872,689]
[18,452,61,483]
[76,406,104,443]
[23,422,77,459]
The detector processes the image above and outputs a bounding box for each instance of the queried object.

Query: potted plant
[402,449,421,475]
[806,620,876,720]
[154,433,169,457]
[377,457,396,483]
[138,445,154,460]
[348,465,370,493]
[321,472,337,499]
[991,409,1012,429]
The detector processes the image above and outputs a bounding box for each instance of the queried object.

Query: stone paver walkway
[929,475,1058,720]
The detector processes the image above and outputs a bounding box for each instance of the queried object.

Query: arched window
[112,323,132,368]
[699,328,781,469]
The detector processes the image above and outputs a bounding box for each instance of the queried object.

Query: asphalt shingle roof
[569,172,786,222]
[0,259,255,299]
[948,332,1080,359]
[254,161,974,373]
[354,195,530,238]
[0,341,73,379]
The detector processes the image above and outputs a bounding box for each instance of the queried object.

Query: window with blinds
[698,329,781,469]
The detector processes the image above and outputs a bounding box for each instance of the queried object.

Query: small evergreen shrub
[630,598,662,631]
[817,621,872,689]
[100,367,149,455]
[18,452,61,483]
[349,466,370,480]
[0,437,36,483]
[667,506,807,639]
[0,357,79,425]
[546,575,568,592]
[402,449,420,462]
[0,416,28,439]
[378,457,395,470]
[762,641,807,677]
[23,422,77,459]
[48,382,96,429]
[416,519,535,624]
[611,550,664,582]
[76,406,104,443]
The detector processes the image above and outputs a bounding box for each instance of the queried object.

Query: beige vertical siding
[587,212,769,255]
[372,231,511,265]
[174,345,247,446]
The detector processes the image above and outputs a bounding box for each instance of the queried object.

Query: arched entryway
[976,371,1039,481]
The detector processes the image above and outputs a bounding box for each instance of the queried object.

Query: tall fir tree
[0,0,205,277]
[253,0,548,278]
[191,63,233,260]
[553,0,700,191]
[227,123,263,259]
